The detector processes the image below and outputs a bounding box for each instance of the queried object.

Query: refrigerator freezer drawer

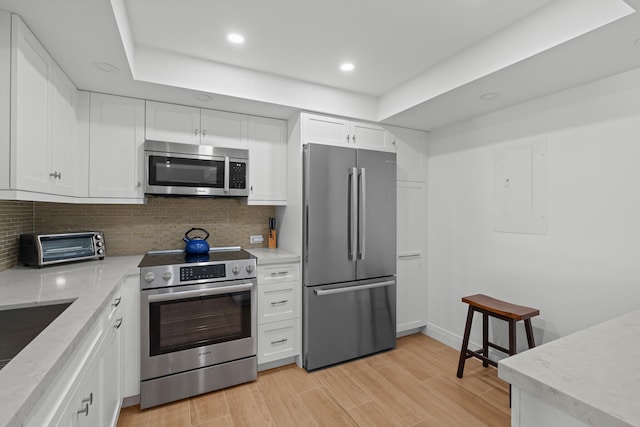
[303,278,396,371]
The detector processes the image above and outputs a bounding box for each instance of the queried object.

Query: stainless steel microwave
[144,140,249,197]
[19,232,106,267]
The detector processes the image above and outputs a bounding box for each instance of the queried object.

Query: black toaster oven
[19,232,106,267]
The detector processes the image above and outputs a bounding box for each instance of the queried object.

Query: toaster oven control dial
[144,272,155,282]
[97,248,105,255]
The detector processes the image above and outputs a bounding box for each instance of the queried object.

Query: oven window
[148,155,225,188]
[41,236,95,262]
[148,291,251,356]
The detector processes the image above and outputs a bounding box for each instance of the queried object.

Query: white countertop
[245,248,300,265]
[0,256,142,427]
[498,309,640,427]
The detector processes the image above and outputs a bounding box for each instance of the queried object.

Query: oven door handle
[147,282,253,303]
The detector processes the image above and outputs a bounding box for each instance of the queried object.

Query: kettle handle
[185,227,210,240]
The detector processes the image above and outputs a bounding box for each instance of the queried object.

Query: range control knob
[144,272,155,282]
[162,271,172,281]
[246,264,254,273]
[232,265,240,275]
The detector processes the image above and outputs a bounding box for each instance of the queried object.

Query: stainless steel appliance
[138,248,257,409]
[19,231,106,267]
[144,140,249,197]
[303,143,397,371]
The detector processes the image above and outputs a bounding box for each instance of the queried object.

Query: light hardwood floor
[117,334,510,427]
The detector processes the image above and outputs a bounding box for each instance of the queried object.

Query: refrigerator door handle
[314,280,395,296]
[358,167,366,260]
[349,167,358,260]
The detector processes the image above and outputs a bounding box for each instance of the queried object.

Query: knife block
[268,229,277,249]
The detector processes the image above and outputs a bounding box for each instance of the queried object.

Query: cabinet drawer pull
[271,338,288,345]
[270,300,288,306]
[269,271,289,276]
[112,296,122,307]
[398,254,421,259]
[194,128,199,135]
[114,317,123,329]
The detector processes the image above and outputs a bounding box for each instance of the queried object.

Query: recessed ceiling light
[194,93,213,102]
[340,63,355,72]
[479,92,500,101]
[228,33,245,44]
[94,62,119,72]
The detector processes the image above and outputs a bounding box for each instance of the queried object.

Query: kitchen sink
[0,301,74,370]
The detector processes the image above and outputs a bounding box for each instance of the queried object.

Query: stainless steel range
[138,247,257,409]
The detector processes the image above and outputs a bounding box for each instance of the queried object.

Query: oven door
[140,279,256,381]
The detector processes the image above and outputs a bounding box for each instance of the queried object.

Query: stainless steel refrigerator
[303,143,396,371]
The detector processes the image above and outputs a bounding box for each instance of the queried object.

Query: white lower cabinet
[258,320,298,364]
[24,283,125,427]
[396,180,428,334]
[256,261,300,369]
[121,275,140,399]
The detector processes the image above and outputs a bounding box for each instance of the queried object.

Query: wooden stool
[456,294,539,378]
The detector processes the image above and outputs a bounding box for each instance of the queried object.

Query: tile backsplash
[0,197,274,272]
[0,201,34,272]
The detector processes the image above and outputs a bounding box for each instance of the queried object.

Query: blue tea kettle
[183,227,210,255]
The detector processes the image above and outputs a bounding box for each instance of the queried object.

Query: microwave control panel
[229,162,246,189]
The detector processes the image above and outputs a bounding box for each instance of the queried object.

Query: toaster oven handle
[224,156,230,193]
[147,282,253,303]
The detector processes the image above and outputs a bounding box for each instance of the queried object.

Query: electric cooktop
[138,247,254,268]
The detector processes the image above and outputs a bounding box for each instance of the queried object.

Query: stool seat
[456,294,539,379]
[462,294,539,321]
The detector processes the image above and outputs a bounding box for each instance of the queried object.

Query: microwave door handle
[224,156,230,193]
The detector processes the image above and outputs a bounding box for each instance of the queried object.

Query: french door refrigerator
[303,143,396,371]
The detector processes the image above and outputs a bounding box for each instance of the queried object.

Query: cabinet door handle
[271,338,288,345]
[270,300,288,305]
[77,403,89,416]
[346,134,350,143]
[113,317,123,329]
[202,129,207,136]
[77,392,93,416]
[353,135,356,143]
[194,128,199,136]
[112,296,122,307]
[49,171,61,179]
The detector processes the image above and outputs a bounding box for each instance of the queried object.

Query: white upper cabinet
[247,116,287,205]
[0,12,10,190]
[301,112,394,152]
[89,93,145,200]
[9,14,83,197]
[145,101,248,149]
[145,101,200,144]
[201,108,248,149]
[386,125,428,182]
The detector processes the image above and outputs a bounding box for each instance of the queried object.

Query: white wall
[426,67,640,352]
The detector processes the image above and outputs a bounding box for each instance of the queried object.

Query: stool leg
[456,306,475,378]
[482,312,489,367]
[508,319,517,356]
[524,319,536,348]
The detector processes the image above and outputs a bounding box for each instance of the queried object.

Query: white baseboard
[423,322,507,362]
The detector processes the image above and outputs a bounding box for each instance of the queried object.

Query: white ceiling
[0,0,639,131]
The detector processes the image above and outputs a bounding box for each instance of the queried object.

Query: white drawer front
[258,263,300,285]
[258,319,298,364]
[258,282,298,323]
